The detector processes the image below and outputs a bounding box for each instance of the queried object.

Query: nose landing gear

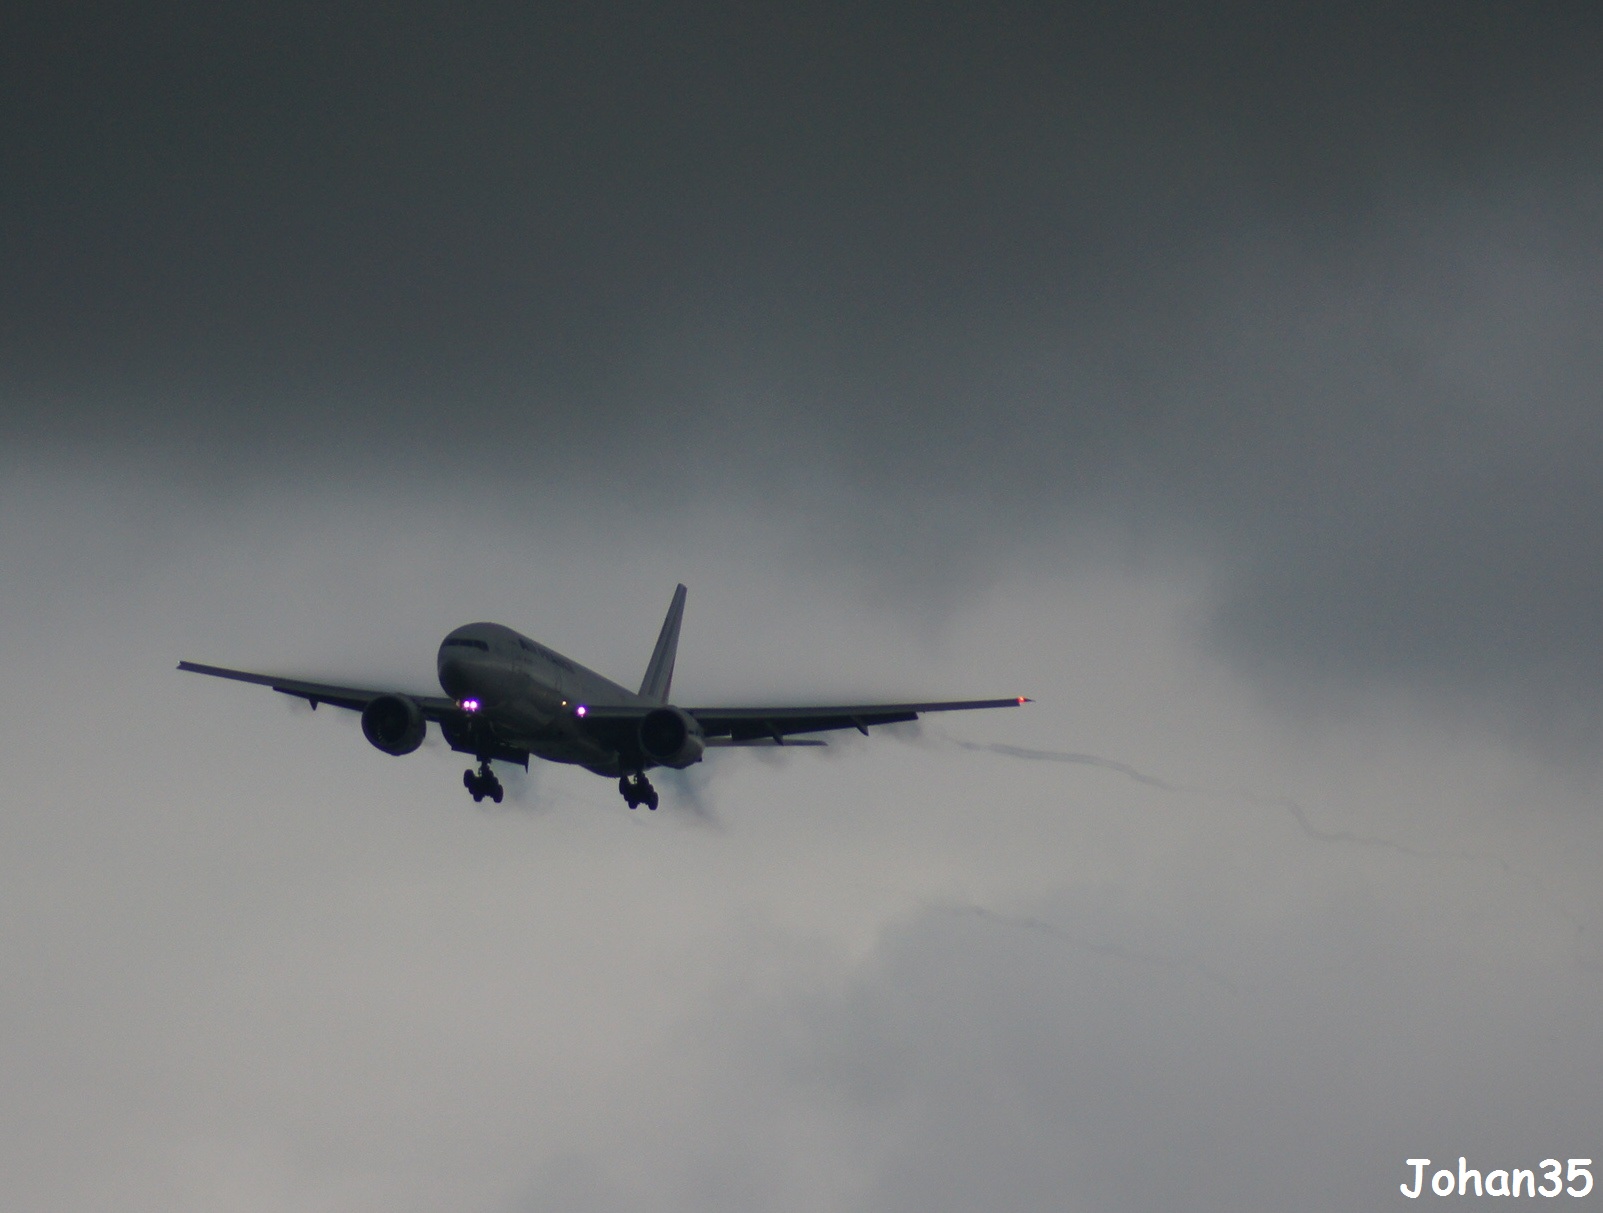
[464,761,504,804]
[619,772,658,811]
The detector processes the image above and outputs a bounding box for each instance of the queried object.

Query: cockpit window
[443,637,489,651]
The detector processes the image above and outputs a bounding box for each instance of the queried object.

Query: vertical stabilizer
[639,584,687,702]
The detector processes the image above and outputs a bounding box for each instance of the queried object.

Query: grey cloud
[930,901,1238,992]
[501,858,1602,1213]
[2,473,1600,1209]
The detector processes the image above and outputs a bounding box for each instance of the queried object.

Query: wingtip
[1016,696,1032,704]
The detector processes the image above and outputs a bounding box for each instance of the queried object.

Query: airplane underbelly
[481,669,564,738]
[527,737,613,769]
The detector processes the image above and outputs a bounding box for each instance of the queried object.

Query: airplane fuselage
[436,622,654,775]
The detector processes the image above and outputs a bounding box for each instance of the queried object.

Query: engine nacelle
[638,707,705,769]
[361,694,427,756]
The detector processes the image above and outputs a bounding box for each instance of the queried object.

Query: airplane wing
[176,661,459,718]
[181,659,1027,756]
[578,697,1029,746]
[686,696,1029,744]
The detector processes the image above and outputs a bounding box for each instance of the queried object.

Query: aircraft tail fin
[639,584,687,702]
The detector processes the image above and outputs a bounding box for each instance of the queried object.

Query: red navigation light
[576,705,588,718]
[462,698,481,713]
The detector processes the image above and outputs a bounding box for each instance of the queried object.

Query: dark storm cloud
[5,1,1603,717]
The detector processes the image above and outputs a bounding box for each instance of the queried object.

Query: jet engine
[638,707,705,768]
[361,694,427,756]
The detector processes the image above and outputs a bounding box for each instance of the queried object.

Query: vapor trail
[943,732,1594,949]
[659,765,724,829]
[945,735,1428,858]
[934,902,1237,992]
[951,742,1175,789]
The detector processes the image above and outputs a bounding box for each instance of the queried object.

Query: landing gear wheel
[466,761,503,805]
[618,772,657,810]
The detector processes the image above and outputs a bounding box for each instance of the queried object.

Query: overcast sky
[4,4,1603,1210]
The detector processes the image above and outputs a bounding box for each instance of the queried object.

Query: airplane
[178,584,1029,809]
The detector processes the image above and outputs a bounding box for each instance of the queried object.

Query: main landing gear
[619,772,658,811]
[464,761,504,804]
